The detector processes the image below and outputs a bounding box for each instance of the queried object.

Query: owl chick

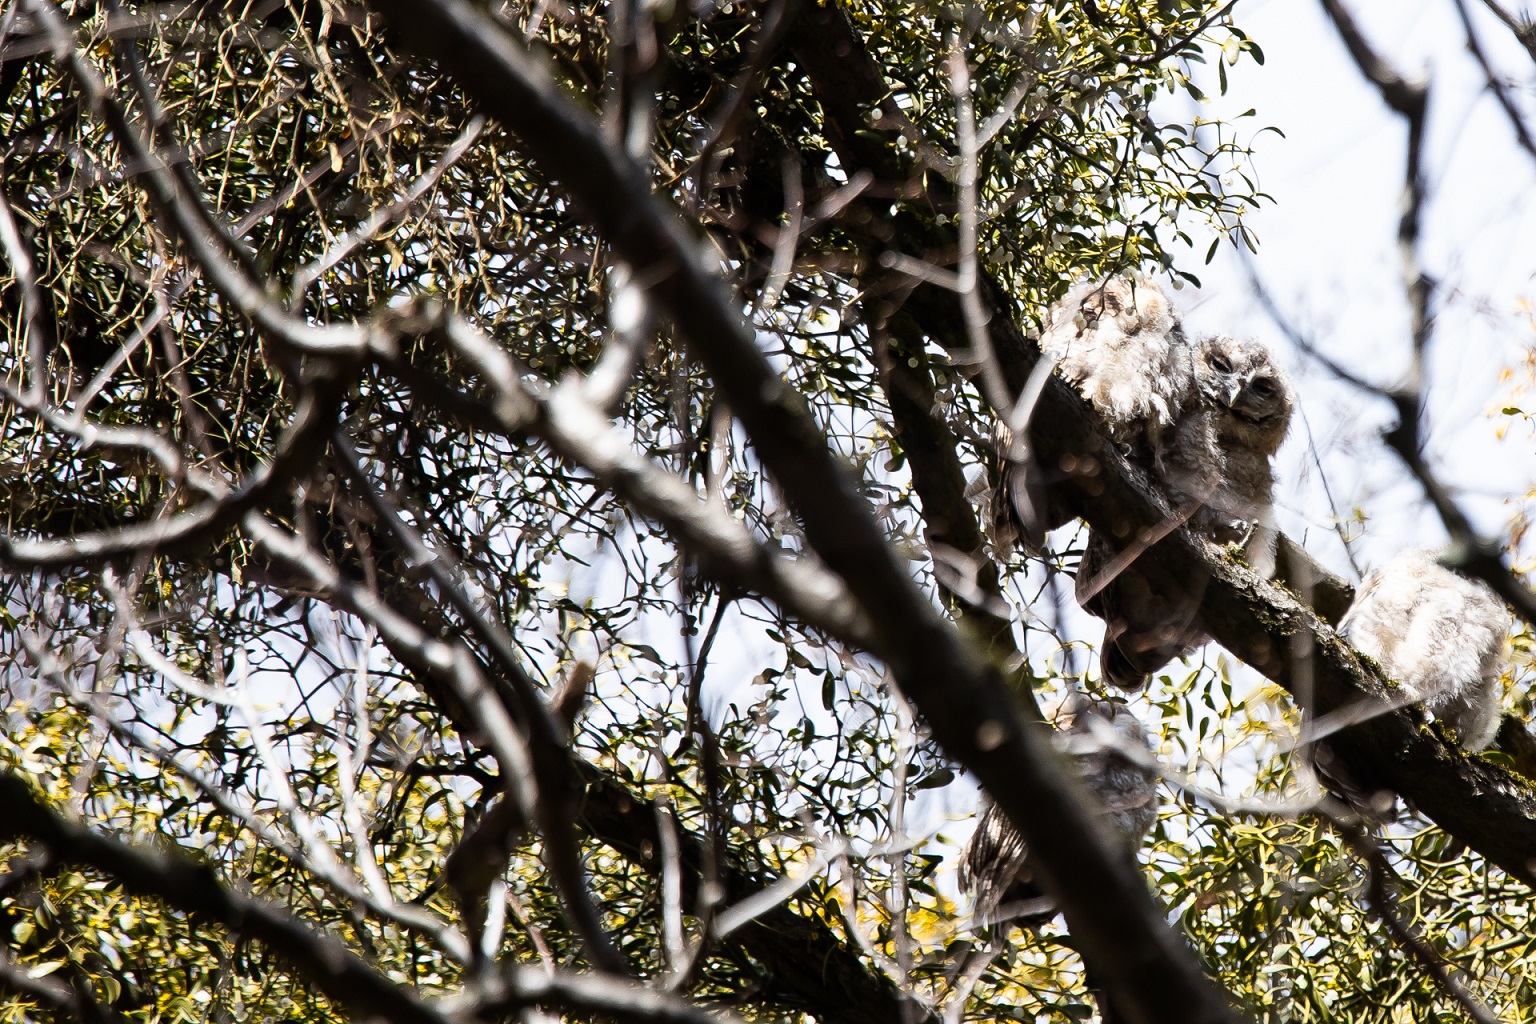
[1338,549,1511,752]
[993,275,1193,554]
[1041,276,1193,446]
[1077,528,1214,692]
[1186,334,1294,573]
[960,697,1159,931]
[1080,333,1295,691]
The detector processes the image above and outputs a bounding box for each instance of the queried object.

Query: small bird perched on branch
[1338,548,1512,752]
[960,696,1159,933]
[992,274,1191,555]
[1080,331,1295,690]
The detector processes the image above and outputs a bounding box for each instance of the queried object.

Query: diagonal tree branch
[240,512,629,975]
[263,467,942,1024]
[286,506,941,1024]
[385,306,879,652]
[0,770,748,1024]
[573,762,940,1024]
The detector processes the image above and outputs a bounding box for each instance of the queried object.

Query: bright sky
[1171,0,1536,579]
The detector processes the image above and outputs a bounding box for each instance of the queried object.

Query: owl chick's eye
[1207,353,1233,373]
[1248,377,1277,399]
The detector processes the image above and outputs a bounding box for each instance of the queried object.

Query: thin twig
[1318,0,1536,628]
[1452,0,1536,160]
[292,115,487,301]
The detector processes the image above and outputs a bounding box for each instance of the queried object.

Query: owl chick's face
[1056,696,1147,746]
[1196,335,1293,455]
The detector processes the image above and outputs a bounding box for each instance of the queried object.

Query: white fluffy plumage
[1338,549,1512,752]
[992,275,1191,554]
[1039,276,1193,450]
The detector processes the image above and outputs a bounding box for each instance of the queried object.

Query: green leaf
[912,767,955,791]
[1481,750,1517,770]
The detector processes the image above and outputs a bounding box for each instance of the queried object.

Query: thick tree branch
[574,763,939,1024]
[0,771,752,1024]
[240,513,629,975]
[281,495,938,1024]
[330,434,630,975]
[873,326,1019,663]
[390,306,878,652]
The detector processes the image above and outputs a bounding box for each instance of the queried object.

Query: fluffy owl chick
[1183,334,1294,573]
[1040,276,1193,445]
[960,698,1159,931]
[993,275,1193,553]
[1338,549,1511,752]
[1078,335,1294,691]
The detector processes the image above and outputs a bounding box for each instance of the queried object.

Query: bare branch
[0,770,741,1024]
[239,513,629,975]
[24,622,476,962]
[1452,0,1536,160]
[0,377,350,568]
[1317,0,1536,627]
[1480,0,1536,62]
[383,304,878,651]
[291,114,487,300]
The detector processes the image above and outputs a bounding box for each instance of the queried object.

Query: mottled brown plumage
[1186,333,1294,573]
[960,698,1159,930]
[1085,333,1294,690]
